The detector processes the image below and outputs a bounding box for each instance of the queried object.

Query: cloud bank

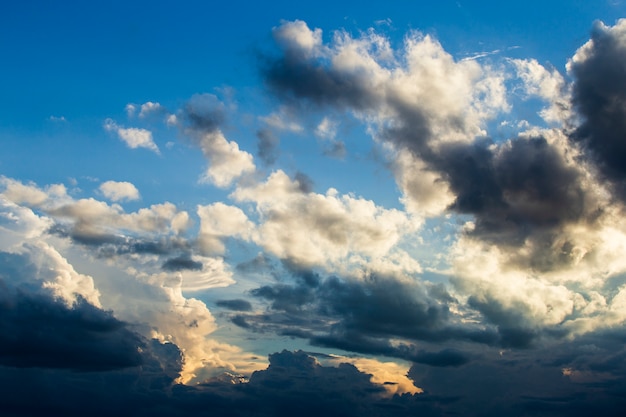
[2,17,626,417]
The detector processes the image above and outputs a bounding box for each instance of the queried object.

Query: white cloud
[139,101,165,118]
[315,116,338,139]
[104,118,160,154]
[512,58,572,124]
[232,170,417,269]
[125,103,137,117]
[99,180,140,202]
[273,19,323,57]
[196,131,256,188]
[1,177,262,384]
[260,109,304,133]
[0,200,101,307]
[197,202,254,255]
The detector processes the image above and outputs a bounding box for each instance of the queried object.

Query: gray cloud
[242,268,508,357]
[322,140,346,158]
[257,128,280,165]
[0,279,143,372]
[259,20,609,275]
[182,93,226,134]
[216,299,253,312]
[293,171,315,193]
[570,20,626,200]
[162,255,203,272]
[409,348,472,367]
[436,136,590,260]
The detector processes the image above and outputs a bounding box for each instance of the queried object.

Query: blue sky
[2,1,626,416]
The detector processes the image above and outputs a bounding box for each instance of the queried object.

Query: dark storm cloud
[245,269,506,357]
[408,332,626,417]
[0,349,440,417]
[467,293,541,348]
[257,128,280,165]
[50,223,192,259]
[409,348,472,367]
[216,299,253,311]
[570,20,626,200]
[0,281,144,371]
[437,137,588,248]
[162,255,203,272]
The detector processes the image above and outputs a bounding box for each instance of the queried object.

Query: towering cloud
[2,15,626,417]
[569,19,626,200]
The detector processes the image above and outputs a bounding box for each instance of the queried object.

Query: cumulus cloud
[232,170,417,270]
[257,20,626,352]
[261,20,510,219]
[569,19,626,200]
[177,94,256,187]
[138,101,166,118]
[0,284,144,372]
[5,17,626,417]
[103,119,160,154]
[196,202,254,255]
[99,180,140,202]
[1,180,256,383]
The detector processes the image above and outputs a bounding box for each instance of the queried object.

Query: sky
[2,1,626,416]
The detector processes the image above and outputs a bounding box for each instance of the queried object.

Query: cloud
[258,20,626,352]
[231,170,416,269]
[512,58,572,124]
[103,119,160,154]
[181,93,226,134]
[0,284,145,372]
[138,101,166,118]
[99,180,140,202]
[176,94,256,187]
[0,349,442,417]
[231,266,497,362]
[1,180,257,383]
[216,299,253,311]
[315,116,338,139]
[196,202,254,255]
[125,103,136,117]
[161,255,203,271]
[569,19,626,200]
[256,128,280,165]
[261,20,509,219]
[6,18,626,417]
[259,108,304,132]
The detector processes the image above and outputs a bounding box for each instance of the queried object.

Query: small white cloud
[273,19,323,56]
[99,181,140,202]
[125,104,137,118]
[260,109,303,133]
[166,114,178,127]
[48,115,67,122]
[196,131,256,188]
[315,117,338,140]
[104,118,160,154]
[139,101,165,118]
[374,18,393,27]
